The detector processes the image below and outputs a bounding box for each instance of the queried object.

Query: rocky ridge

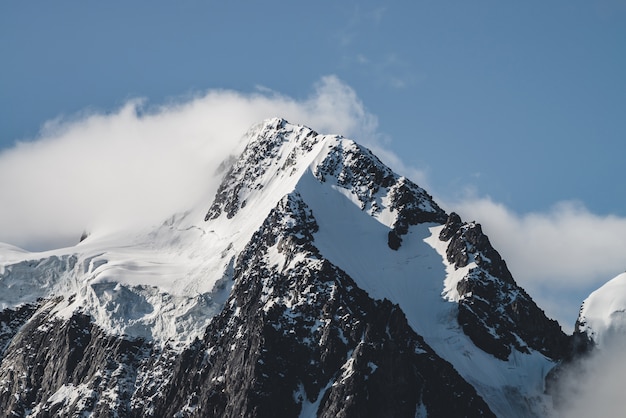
[438,213,570,361]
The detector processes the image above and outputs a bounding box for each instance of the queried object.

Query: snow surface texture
[1,118,558,415]
[0,220,236,347]
[577,272,626,347]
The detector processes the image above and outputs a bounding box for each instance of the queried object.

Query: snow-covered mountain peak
[205,118,328,221]
[206,118,446,253]
[0,119,579,417]
[577,272,626,347]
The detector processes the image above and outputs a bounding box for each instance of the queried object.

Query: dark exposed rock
[439,212,463,241]
[314,140,396,207]
[386,178,447,249]
[439,213,571,361]
[79,231,89,243]
[205,118,321,221]
[0,300,151,418]
[0,301,39,359]
[387,230,402,250]
[440,212,513,283]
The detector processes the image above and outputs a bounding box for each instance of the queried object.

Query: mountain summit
[0,119,581,417]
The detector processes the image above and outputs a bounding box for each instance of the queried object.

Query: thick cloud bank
[550,335,626,418]
[0,76,380,251]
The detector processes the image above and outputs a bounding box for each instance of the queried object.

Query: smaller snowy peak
[205,118,326,221]
[577,272,626,347]
[435,213,569,361]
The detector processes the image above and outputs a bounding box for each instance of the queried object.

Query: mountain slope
[0,118,571,417]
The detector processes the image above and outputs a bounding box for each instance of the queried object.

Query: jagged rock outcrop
[205,119,322,221]
[439,212,570,361]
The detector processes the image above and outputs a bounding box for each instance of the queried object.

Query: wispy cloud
[336,5,387,47]
[345,49,421,90]
[333,5,417,89]
[0,76,385,251]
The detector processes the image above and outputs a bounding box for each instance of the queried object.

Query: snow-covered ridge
[298,169,556,416]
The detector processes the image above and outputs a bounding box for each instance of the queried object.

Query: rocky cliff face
[0,299,150,417]
[438,213,570,362]
[0,118,575,417]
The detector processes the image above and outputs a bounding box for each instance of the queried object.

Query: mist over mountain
[0,119,623,417]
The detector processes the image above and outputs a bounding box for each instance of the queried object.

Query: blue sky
[1,1,625,329]
[2,1,625,215]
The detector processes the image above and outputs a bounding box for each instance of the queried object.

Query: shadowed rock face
[0,301,150,418]
[0,302,40,358]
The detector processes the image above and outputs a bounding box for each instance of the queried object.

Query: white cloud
[451,196,626,330]
[0,76,383,251]
[551,335,626,418]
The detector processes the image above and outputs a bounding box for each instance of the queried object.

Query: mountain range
[0,118,621,417]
